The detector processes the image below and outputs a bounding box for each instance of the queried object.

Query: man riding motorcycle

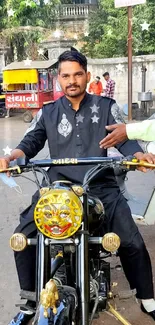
[1,50,155,325]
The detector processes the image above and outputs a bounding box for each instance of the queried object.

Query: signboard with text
[115,0,146,8]
[6,93,39,109]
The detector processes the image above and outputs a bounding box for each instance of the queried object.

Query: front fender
[34,286,78,325]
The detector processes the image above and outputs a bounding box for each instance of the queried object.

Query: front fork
[36,232,47,304]
[76,194,90,325]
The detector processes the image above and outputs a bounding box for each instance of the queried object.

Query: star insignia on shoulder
[91,115,99,123]
[90,104,100,114]
[76,114,84,123]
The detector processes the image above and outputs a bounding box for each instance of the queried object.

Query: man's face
[58,61,90,98]
[104,75,109,81]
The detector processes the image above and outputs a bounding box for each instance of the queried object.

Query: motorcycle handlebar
[0,156,155,175]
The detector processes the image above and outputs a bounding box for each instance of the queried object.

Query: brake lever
[0,165,21,174]
[122,159,155,169]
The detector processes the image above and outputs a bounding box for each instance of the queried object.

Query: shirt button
[77,134,79,137]
[69,104,71,107]
[76,124,78,126]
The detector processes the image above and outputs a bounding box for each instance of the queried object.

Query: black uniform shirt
[16,93,143,185]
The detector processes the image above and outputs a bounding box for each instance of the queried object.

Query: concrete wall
[87,55,155,107]
[0,51,5,72]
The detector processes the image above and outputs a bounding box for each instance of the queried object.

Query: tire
[0,107,6,118]
[23,111,33,123]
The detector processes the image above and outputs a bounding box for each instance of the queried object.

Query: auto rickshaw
[3,60,63,122]
[0,72,6,118]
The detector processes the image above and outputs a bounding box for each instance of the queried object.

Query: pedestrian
[103,72,115,99]
[1,50,155,324]
[100,119,155,149]
[88,76,103,96]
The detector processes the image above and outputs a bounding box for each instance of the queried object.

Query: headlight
[34,188,83,239]
[102,233,121,253]
[10,233,27,251]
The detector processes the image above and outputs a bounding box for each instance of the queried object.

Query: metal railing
[55,4,96,18]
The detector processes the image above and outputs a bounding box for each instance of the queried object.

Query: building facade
[42,0,98,59]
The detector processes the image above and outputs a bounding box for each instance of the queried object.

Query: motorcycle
[2,156,155,325]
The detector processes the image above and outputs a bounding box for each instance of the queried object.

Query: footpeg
[20,290,36,302]
[15,304,35,313]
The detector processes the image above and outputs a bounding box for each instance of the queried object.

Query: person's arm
[100,124,127,148]
[99,119,155,148]
[99,102,155,170]
[99,101,142,155]
[126,120,155,141]
[0,111,47,173]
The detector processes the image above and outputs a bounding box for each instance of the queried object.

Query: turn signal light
[10,233,27,251]
[102,233,120,253]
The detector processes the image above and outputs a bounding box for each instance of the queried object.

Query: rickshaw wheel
[0,107,6,118]
[23,111,33,123]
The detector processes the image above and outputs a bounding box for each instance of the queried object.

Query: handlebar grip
[9,157,29,168]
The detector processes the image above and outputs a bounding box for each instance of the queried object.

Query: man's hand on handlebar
[134,152,155,172]
[0,156,11,176]
[0,149,25,176]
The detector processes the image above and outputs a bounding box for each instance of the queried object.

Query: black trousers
[14,186,154,299]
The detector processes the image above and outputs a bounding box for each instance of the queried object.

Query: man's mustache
[66,84,79,89]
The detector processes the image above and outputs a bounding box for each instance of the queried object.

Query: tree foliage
[81,0,155,58]
[0,0,61,62]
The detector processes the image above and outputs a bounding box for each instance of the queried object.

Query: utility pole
[115,0,146,120]
[128,6,132,121]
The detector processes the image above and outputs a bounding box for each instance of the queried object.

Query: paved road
[0,115,155,325]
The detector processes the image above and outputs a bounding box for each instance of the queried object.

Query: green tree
[81,0,155,58]
[132,0,155,56]
[0,0,61,62]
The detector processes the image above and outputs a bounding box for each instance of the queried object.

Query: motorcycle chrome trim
[27,237,105,246]
[88,237,103,244]
[77,225,90,324]
[27,238,37,245]
[44,238,79,245]
[36,233,45,304]
[77,194,90,325]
